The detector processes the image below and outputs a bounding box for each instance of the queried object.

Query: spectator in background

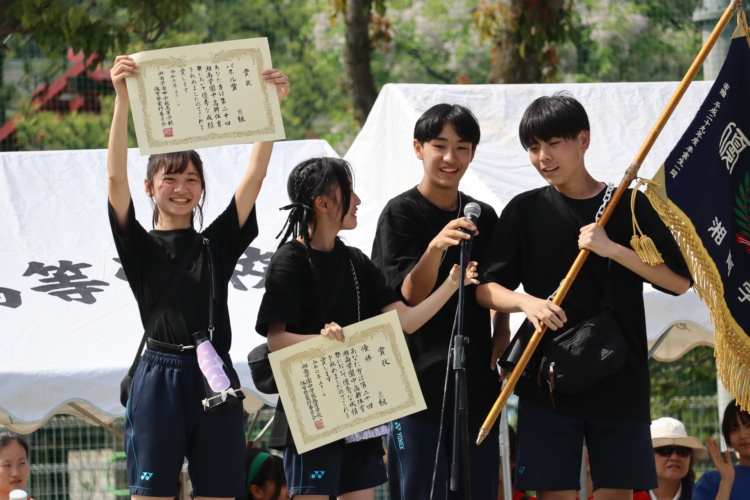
[0,430,31,500]
[239,445,288,500]
[693,399,750,500]
[633,417,707,500]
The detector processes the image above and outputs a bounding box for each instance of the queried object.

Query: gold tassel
[644,185,750,413]
[630,178,665,266]
[630,235,642,255]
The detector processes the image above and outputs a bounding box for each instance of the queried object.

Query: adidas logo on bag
[600,348,613,361]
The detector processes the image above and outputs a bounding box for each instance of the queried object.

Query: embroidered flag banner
[647,28,750,409]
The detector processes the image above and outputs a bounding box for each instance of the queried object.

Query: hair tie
[276,202,313,239]
[279,202,312,213]
[246,452,272,490]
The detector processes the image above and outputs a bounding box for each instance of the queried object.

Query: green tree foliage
[1,0,196,61]
[0,0,196,148]
[200,0,358,147]
[474,0,577,83]
[2,0,360,152]
[0,0,718,153]
[563,0,703,82]
[13,96,136,150]
[650,345,717,405]
[375,0,491,85]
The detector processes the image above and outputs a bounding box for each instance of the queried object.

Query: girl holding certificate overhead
[107,55,289,500]
[255,157,479,500]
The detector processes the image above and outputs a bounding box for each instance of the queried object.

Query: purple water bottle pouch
[192,330,244,411]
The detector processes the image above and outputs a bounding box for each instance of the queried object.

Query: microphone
[460,202,481,235]
[464,202,481,223]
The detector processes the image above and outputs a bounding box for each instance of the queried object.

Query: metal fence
[24,416,128,499]
[11,407,396,500]
[8,383,722,499]
[20,409,276,499]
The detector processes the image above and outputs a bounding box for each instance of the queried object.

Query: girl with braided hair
[255,157,478,500]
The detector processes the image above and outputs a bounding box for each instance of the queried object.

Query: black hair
[277,157,354,250]
[146,150,206,229]
[518,91,590,150]
[0,430,29,456]
[241,446,285,500]
[414,103,481,149]
[722,398,750,446]
[683,460,697,485]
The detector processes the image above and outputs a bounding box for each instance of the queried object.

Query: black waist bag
[538,309,626,397]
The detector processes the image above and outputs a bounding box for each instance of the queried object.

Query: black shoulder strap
[125,233,204,377]
[203,236,217,339]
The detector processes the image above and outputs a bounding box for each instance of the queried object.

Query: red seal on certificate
[163,127,174,138]
[314,419,325,430]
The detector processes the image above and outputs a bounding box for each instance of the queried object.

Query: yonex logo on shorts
[311,470,326,479]
[395,428,405,450]
[141,472,154,480]
[601,348,613,361]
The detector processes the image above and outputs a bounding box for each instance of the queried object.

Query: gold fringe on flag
[738,8,750,48]
[645,179,750,412]
[631,178,665,266]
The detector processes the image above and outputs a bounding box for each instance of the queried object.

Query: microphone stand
[450,233,472,499]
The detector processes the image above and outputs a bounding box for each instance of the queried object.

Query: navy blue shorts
[387,415,499,500]
[514,399,657,492]
[125,349,246,497]
[283,440,386,497]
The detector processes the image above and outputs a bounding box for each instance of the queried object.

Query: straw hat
[650,417,708,463]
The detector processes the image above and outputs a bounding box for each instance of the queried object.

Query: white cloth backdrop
[1,81,717,433]
[0,139,359,433]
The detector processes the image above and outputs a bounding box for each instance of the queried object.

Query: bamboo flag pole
[476,0,742,446]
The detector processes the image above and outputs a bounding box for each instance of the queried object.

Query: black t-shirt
[371,187,500,433]
[482,185,692,422]
[109,197,258,354]
[256,239,399,448]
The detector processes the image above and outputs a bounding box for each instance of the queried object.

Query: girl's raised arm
[384,262,480,334]
[234,69,291,228]
[107,55,137,231]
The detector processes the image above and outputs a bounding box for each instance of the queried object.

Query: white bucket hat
[650,417,708,463]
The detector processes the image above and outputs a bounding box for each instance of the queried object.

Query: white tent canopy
[0,139,353,433]
[1,82,717,434]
